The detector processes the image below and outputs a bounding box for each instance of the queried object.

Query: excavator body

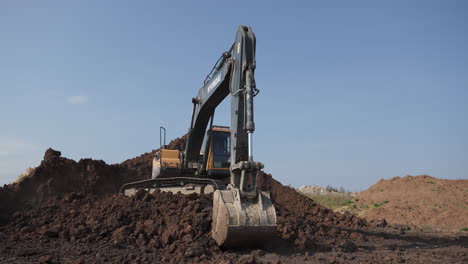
[120,25,277,248]
[151,126,231,180]
[151,149,181,178]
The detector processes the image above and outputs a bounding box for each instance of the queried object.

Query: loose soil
[0,137,466,263]
[356,175,468,230]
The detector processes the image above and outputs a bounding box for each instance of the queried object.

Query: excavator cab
[201,126,231,178]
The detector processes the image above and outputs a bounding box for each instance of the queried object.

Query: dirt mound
[1,191,221,263]
[0,135,188,224]
[258,172,368,248]
[0,186,368,263]
[357,175,468,229]
[1,137,467,263]
[0,149,134,224]
[2,179,467,264]
[0,135,374,262]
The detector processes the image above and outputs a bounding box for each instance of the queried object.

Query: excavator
[120,25,277,248]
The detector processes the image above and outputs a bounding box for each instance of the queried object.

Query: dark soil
[0,135,188,225]
[0,135,467,263]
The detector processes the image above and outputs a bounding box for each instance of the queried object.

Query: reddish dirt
[0,136,467,263]
[357,175,468,230]
[0,135,188,225]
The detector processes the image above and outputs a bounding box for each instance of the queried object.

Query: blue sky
[1,1,467,190]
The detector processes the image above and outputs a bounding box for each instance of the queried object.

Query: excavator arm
[185,25,262,198]
[184,25,276,247]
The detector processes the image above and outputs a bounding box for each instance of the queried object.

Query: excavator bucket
[212,188,277,247]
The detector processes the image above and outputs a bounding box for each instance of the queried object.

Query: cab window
[212,132,230,168]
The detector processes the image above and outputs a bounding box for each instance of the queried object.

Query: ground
[0,139,467,263]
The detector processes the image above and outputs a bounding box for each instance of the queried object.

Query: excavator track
[120,177,227,195]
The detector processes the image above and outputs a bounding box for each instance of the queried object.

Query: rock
[168,243,177,253]
[393,224,410,231]
[161,229,174,245]
[185,247,206,258]
[43,148,61,161]
[181,233,193,243]
[143,220,154,227]
[383,256,392,262]
[112,226,130,244]
[327,256,337,264]
[143,193,154,201]
[387,244,398,251]
[136,233,147,247]
[304,237,318,249]
[371,218,388,228]
[349,232,361,240]
[64,192,85,202]
[251,249,264,256]
[182,225,192,234]
[237,255,256,264]
[86,234,97,243]
[38,255,52,263]
[73,257,86,264]
[41,230,58,238]
[340,240,357,253]
[147,238,161,249]
[20,226,32,233]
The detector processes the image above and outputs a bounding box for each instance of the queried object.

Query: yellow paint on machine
[159,149,181,168]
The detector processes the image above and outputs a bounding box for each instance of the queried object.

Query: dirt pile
[2,191,221,263]
[0,135,187,224]
[357,175,468,229]
[0,149,130,225]
[258,172,368,249]
[1,137,467,263]
[0,183,370,263]
[2,174,467,264]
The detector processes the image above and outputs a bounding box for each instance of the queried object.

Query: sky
[0,1,467,190]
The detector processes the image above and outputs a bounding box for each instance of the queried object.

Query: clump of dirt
[357,175,468,229]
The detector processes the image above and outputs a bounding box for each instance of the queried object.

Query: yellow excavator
[120,25,277,248]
